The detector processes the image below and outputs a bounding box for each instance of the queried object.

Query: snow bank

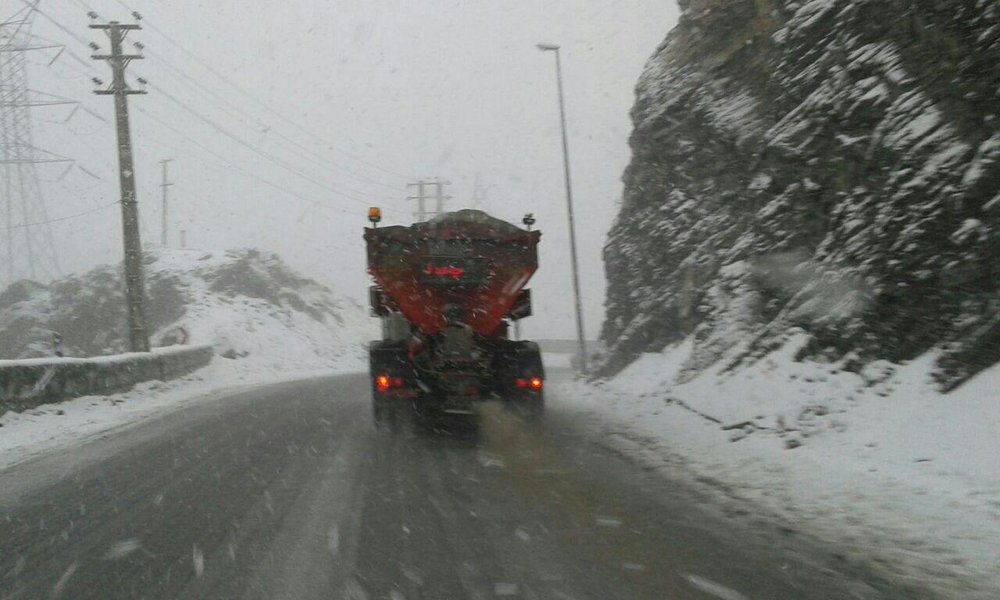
[0,356,364,472]
[0,248,372,471]
[558,337,1000,597]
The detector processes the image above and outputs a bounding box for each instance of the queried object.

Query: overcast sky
[12,0,679,339]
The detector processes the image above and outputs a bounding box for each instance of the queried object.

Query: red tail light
[529,377,543,390]
[394,377,404,387]
[515,378,527,389]
[375,375,391,392]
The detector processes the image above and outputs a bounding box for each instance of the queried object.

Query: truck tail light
[376,375,391,392]
[515,377,542,390]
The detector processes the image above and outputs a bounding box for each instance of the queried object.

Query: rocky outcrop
[601,0,1000,389]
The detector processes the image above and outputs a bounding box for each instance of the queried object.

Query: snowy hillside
[0,249,371,373]
[600,0,1000,388]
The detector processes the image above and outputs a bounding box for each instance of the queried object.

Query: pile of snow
[558,335,1000,598]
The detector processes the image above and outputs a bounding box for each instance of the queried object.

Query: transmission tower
[406,178,451,221]
[0,3,65,289]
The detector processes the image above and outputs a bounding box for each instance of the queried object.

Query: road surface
[0,372,931,599]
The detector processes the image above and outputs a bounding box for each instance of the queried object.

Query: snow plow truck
[365,208,545,424]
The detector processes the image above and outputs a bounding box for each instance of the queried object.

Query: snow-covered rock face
[0,249,370,370]
[601,0,1000,389]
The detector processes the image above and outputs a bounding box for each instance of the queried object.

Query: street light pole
[537,43,587,373]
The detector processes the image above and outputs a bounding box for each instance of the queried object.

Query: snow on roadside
[552,338,1000,597]
[1,248,374,472]
[0,349,366,472]
[150,249,373,367]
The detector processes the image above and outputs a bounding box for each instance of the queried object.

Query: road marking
[476,451,506,468]
[104,539,141,560]
[327,525,340,556]
[684,574,748,600]
[595,516,622,528]
[494,582,519,596]
[192,544,205,577]
[50,561,78,599]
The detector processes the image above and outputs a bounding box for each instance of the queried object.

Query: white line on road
[684,574,749,600]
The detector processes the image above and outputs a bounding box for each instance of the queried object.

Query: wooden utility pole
[159,158,173,247]
[90,19,150,352]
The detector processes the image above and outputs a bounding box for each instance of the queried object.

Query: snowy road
[0,372,928,599]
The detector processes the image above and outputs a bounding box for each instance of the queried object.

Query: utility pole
[91,18,150,353]
[159,158,173,247]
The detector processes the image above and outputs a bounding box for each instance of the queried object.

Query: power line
[80,93,361,213]
[146,82,373,203]
[133,110,373,256]
[140,48,402,192]
[75,0,405,184]
[2,5,32,28]
[29,2,402,204]
[69,0,93,13]
[1,201,117,230]
[111,0,413,180]
[70,97,339,213]
[23,3,379,217]
[20,1,89,46]
[134,104,370,211]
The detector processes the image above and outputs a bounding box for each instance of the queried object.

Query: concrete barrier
[0,345,213,414]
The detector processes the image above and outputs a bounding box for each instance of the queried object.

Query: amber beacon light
[368,207,382,226]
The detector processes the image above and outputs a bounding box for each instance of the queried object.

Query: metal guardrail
[0,345,213,414]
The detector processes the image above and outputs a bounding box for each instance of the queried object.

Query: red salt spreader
[365,208,545,424]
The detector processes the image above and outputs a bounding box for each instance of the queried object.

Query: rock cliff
[600,0,1000,389]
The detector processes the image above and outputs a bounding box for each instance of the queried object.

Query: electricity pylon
[0,3,66,289]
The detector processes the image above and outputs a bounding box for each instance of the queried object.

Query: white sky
[15,0,679,339]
